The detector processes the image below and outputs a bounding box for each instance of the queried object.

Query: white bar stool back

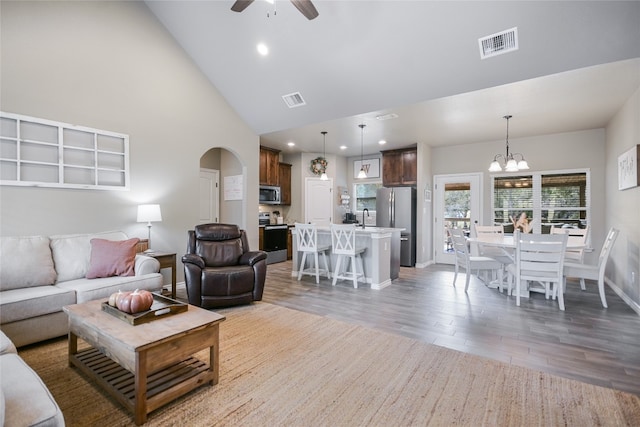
[295,222,331,284]
[330,224,366,288]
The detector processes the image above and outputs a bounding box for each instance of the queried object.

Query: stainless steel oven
[263,224,288,264]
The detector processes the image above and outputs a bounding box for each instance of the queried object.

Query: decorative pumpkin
[116,289,154,314]
[108,290,123,307]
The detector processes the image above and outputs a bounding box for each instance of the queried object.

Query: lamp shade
[137,204,162,223]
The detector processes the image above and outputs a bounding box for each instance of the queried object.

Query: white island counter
[290,226,404,289]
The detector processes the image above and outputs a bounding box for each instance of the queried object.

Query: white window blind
[492,170,590,234]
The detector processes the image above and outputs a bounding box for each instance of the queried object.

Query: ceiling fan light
[505,158,519,172]
[517,159,529,170]
[357,168,367,179]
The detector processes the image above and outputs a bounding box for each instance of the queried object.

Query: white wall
[0,1,260,282]
[605,86,640,309]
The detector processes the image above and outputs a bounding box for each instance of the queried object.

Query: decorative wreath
[310,156,328,175]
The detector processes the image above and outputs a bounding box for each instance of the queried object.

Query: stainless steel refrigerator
[376,187,416,267]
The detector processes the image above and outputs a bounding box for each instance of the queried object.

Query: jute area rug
[20,302,640,426]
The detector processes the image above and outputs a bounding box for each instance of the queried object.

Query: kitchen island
[290,226,403,289]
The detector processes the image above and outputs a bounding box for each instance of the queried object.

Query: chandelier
[488,115,529,172]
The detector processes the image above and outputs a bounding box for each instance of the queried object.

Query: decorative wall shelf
[0,111,130,190]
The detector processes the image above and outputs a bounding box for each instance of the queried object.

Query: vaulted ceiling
[146,1,640,157]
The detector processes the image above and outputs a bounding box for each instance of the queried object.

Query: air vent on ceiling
[282,92,306,108]
[479,27,518,59]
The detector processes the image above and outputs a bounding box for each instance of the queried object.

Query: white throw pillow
[50,231,128,282]
[0,236,57,290]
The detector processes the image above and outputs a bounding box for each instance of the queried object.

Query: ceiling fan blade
[231,0,255,13]
[290,0,319,20]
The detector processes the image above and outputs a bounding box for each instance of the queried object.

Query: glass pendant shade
[488,115,530,173]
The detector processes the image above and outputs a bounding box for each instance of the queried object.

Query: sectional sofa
[0,231,163,347]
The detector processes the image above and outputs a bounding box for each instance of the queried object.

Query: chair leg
[453,263,459,286]
[358,254,365,286]
[350,255,358,288]
[322,251,331,280]
[580,278,586,291]
[297,252,307,281]
[556,281,565,311]
[516,277,521,307]
[313,252,320,284]
[464,268,471,292]
[598,278,608,308]
[332,255,342,286]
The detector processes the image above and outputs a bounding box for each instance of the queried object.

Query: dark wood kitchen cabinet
[260,146,280,186]
[278,163,291,205]
[382,147,417,186]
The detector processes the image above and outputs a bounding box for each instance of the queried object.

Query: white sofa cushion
[50,231,128,282]
[0,353,65,427]
[0,236,57,291]
[56,273,162,304]
[0,286,76,324]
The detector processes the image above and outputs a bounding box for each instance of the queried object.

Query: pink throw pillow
[86,238,140,279]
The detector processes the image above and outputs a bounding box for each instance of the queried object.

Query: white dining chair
[473,224,513,264]
[551,225,590,266]
[449,228,503,292]
[330,224,366,288]
[563,227,619,308]
[295,222,331,284]
[508,232,568,310]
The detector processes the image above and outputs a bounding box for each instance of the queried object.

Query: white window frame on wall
[490,168,591,236]
[0,111,130,191]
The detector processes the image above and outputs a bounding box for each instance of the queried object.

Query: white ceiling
[146,1,640,157]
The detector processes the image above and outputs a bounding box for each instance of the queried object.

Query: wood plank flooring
[257,261,640,396]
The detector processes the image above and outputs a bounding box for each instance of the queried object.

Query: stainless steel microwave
[259,185,281,205]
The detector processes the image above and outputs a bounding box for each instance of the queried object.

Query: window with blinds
[492,170,589,234]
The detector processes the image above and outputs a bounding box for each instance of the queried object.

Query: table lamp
[137,204,162,253]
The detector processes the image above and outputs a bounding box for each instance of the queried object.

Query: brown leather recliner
[182,223,267,309]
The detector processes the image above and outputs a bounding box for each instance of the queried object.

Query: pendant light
[357,124,367,179]
[320,131,328,181]
[488,115,529,172]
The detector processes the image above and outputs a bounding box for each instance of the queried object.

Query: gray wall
[605,86,640,308]
[0,1,260,283]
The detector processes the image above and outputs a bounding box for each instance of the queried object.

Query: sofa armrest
[182,254,205,269]
[134,254,161,276]
[239,250,268,267]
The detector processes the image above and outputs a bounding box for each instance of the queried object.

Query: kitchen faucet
[362,208,369,229]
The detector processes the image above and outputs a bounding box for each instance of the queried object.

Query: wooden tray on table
[101,292,187,325]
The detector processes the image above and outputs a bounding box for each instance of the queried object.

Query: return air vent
[479,27,518,59]
[282,92,306,108]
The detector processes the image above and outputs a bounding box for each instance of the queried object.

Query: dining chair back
[295,222,331,284]
[450,228,502,292]
[330,224,366,288]
[551,225,590,266]
[563,227,619,308]
[511,232,568,310]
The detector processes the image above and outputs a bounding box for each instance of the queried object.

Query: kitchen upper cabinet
[278,162,292,205]
[260,146,280,186]
[382,147,417,186]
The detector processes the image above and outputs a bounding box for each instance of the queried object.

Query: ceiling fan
[231,0,319,20]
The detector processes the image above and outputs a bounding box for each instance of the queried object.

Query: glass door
[434,173,482,264]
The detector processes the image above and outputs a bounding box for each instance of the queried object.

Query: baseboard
[606,277,640,316]
[415,260,435,269]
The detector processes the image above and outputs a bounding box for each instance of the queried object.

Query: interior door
[433,173,482,264]
[305,177,333,226]
[199,168,219,224]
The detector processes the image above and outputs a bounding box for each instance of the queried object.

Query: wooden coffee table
[63,299,225,425]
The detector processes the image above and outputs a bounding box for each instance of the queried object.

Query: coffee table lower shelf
[70,348,213,422]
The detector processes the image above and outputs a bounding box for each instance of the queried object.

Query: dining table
[467,233,587,298]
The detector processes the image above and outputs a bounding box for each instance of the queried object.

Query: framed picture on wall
[618,145,639,190]
[353,158,380,179]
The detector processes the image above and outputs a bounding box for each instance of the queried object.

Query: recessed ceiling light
[376,113,398,121]
[340,146,347,150]
[287,142,295,147]
[378,140,387,145]
[257,43,269,56]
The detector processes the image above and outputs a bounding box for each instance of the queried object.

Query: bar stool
[295,222,331,284]
[330,224,366,288]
